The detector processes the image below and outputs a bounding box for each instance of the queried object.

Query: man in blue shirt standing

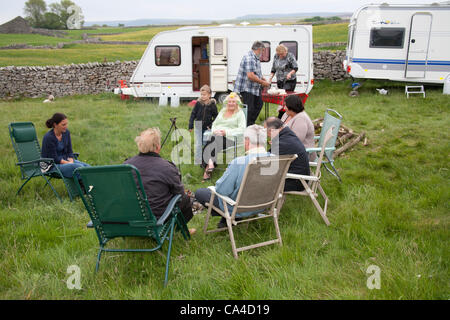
[234,41,271,126]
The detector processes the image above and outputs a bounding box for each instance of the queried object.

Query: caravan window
[280,41,298,60]
[260,41,271,62]
[155,46,181,66]
[370,28,405,48]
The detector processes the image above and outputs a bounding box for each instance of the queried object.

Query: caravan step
[405,85,425,98]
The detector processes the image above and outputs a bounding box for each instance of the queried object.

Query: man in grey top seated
[195,125,270,228]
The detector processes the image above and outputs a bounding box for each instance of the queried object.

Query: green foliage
[23,0,47,28]
[49,0,77,29]
[0,80,448,299]
[24,0,83,30]
[300,16,342,23]
[41,12,65,30]
[313,23,348,43]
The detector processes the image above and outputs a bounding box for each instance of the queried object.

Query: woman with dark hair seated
[41,113,90,179]
[280,95,316,161]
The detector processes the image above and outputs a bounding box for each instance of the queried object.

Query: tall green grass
[0,79,448,299]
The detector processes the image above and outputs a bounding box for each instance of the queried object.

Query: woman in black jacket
[188,85,218,166]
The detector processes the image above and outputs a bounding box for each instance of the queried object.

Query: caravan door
[210,37,228,92]
[405,13,432,78]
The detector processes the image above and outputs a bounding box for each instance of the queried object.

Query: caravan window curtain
[155,46,181,66]
[260,41,271,63]
[370,28,405,48]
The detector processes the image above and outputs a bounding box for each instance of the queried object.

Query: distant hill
[85,12,352,27]
[84,18,212,27]
[236,12,352,20]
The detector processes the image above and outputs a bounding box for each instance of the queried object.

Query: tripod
[160,117,182,173]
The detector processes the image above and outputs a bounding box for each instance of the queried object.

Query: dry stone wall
[0,51,348,99]
[0,61,138,98]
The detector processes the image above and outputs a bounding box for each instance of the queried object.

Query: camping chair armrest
[286,173,319,182]
[129,221,157,228]
[16,158,55,166]
[305,146,336,153]
[207,186,236,206]
[156,194,182,226]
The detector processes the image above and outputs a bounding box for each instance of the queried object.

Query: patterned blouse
[271,52,298,82]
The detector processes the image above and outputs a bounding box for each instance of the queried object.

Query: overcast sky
[0,0,436,25]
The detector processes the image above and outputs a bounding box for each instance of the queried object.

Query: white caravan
[343,3,450,84]
[115,24,314,103]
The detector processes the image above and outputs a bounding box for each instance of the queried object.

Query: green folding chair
[74,164,190,287]
[8,122,79,202]
[306,109,343,182]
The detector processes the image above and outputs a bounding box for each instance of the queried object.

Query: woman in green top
[202,92,246,181]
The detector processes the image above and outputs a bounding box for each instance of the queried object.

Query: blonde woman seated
[202,92,246,181]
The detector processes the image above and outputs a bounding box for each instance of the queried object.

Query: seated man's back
[266,118,310,191]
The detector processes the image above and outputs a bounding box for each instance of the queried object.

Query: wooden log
[336,132,354,147]
[334,131,366,157]
[312,117,323,124]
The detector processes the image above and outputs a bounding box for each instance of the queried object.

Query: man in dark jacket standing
[264,117,310,191]
[124,127,196,234]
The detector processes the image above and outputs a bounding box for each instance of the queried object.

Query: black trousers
[177,193,194,223]
[240,91,263,126]
[194,188,221,216]
[202,135,235,167]
[277,79,297,92]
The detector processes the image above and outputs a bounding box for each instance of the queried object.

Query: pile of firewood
[312,118,367,157]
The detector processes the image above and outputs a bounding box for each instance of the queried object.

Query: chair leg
[273,209,283,246]
[16,176,33,195]
[164,219,176,287]
[95,248,103,272]
[324,156,342,182]
[203,193,216,233]
[41,175,63,202]
[226,217,239,259]
[308,186,330,226]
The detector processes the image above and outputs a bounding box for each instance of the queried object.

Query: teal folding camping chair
[307,109,343,182]
[74,164,190,287]
[8,122,79,202]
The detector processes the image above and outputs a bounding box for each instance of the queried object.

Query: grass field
[0,79,448,299]
[0,44,146,67]
[0,23,348,67]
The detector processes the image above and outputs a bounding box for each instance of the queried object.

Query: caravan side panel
[346,5,450,84]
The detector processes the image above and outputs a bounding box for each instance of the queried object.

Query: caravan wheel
[215,92,229,104]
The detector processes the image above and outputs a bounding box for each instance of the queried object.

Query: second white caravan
[116,24,314,103]
[343,3,450,84]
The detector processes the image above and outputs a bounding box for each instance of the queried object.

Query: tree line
[24,0,84,29]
